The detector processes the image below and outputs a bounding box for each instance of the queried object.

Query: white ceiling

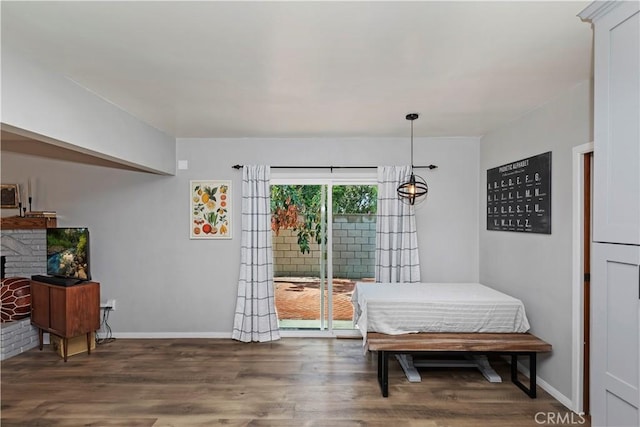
[1,1,592,139]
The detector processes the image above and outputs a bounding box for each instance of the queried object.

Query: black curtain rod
[231,164,437,171]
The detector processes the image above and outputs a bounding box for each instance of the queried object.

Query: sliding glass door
[330,184,377,330]
[271,177,376,333]
[272,183,327,330]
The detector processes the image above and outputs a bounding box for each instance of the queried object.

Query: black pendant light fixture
[397,113,429,205]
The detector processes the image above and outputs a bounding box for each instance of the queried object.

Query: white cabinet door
[590,2,640,245]
[591,243,639,427]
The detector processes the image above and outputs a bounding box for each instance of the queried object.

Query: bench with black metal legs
[367,332,552,398]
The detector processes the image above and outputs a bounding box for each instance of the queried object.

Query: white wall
[1,136,479,335]
[1,48,176,175]
[479,80,592,402]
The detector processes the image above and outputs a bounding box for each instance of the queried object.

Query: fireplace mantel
[1,216,57,229]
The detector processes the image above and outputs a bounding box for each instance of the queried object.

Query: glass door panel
[272,184,327,330]
[329,184,377,330]
[272,181,376,332]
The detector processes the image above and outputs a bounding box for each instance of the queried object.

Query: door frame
[271,171,376,338]
[571,142,593,413]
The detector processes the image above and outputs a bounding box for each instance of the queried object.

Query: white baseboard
[112,332,232,339]
[514,360,574,411]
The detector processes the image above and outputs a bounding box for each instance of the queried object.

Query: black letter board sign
[486,151,551,234]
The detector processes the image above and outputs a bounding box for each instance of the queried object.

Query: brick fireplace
[1,229,47,277]
[1,220,49,360]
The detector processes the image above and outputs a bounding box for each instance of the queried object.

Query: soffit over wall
[1,129,149,173]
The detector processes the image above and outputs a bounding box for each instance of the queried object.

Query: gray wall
[479,80,592,400]
[1,136,479,335]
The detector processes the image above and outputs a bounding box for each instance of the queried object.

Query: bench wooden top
[367,332,552,353]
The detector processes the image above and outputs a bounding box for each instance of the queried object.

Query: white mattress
[351,282,531,339]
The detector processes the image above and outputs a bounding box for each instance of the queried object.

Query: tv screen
[46,228,91,280]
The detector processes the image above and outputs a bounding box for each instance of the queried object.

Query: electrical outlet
[100,299,117,311]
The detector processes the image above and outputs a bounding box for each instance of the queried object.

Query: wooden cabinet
[30,280,100,362]
[29,282,51,330]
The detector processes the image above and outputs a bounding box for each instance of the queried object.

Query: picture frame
[190,180,231,239]
[486,151,552,234]
[1,184,19,209]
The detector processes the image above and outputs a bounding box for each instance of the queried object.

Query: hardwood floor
[1,338,586,426]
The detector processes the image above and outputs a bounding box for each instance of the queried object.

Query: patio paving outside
[274,277,373,327]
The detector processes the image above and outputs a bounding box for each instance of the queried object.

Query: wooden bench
[367,332,552,398]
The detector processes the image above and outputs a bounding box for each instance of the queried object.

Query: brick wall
[1,229,47,278]
[0,318,39,361]
[1,229,46,360]
[273,214,376,279]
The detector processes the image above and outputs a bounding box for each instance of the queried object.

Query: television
[46,227,91,281]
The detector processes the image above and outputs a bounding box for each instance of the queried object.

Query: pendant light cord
[410,117,414,169]
[406,112,419,170]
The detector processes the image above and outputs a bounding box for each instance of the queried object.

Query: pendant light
[397,113,428,205]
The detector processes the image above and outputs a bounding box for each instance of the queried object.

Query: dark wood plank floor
[1,338,587,426]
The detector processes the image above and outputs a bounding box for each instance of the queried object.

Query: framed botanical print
[190,180,231,239]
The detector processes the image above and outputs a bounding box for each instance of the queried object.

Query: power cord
[96,307,116,345]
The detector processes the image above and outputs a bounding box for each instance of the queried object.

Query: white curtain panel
[375,166,421,283]
[232,165,281,342]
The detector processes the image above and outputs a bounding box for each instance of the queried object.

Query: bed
[352,282,531,339]
[351,282,547,397]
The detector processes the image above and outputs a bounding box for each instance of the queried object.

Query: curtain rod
[231,164,438,171]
